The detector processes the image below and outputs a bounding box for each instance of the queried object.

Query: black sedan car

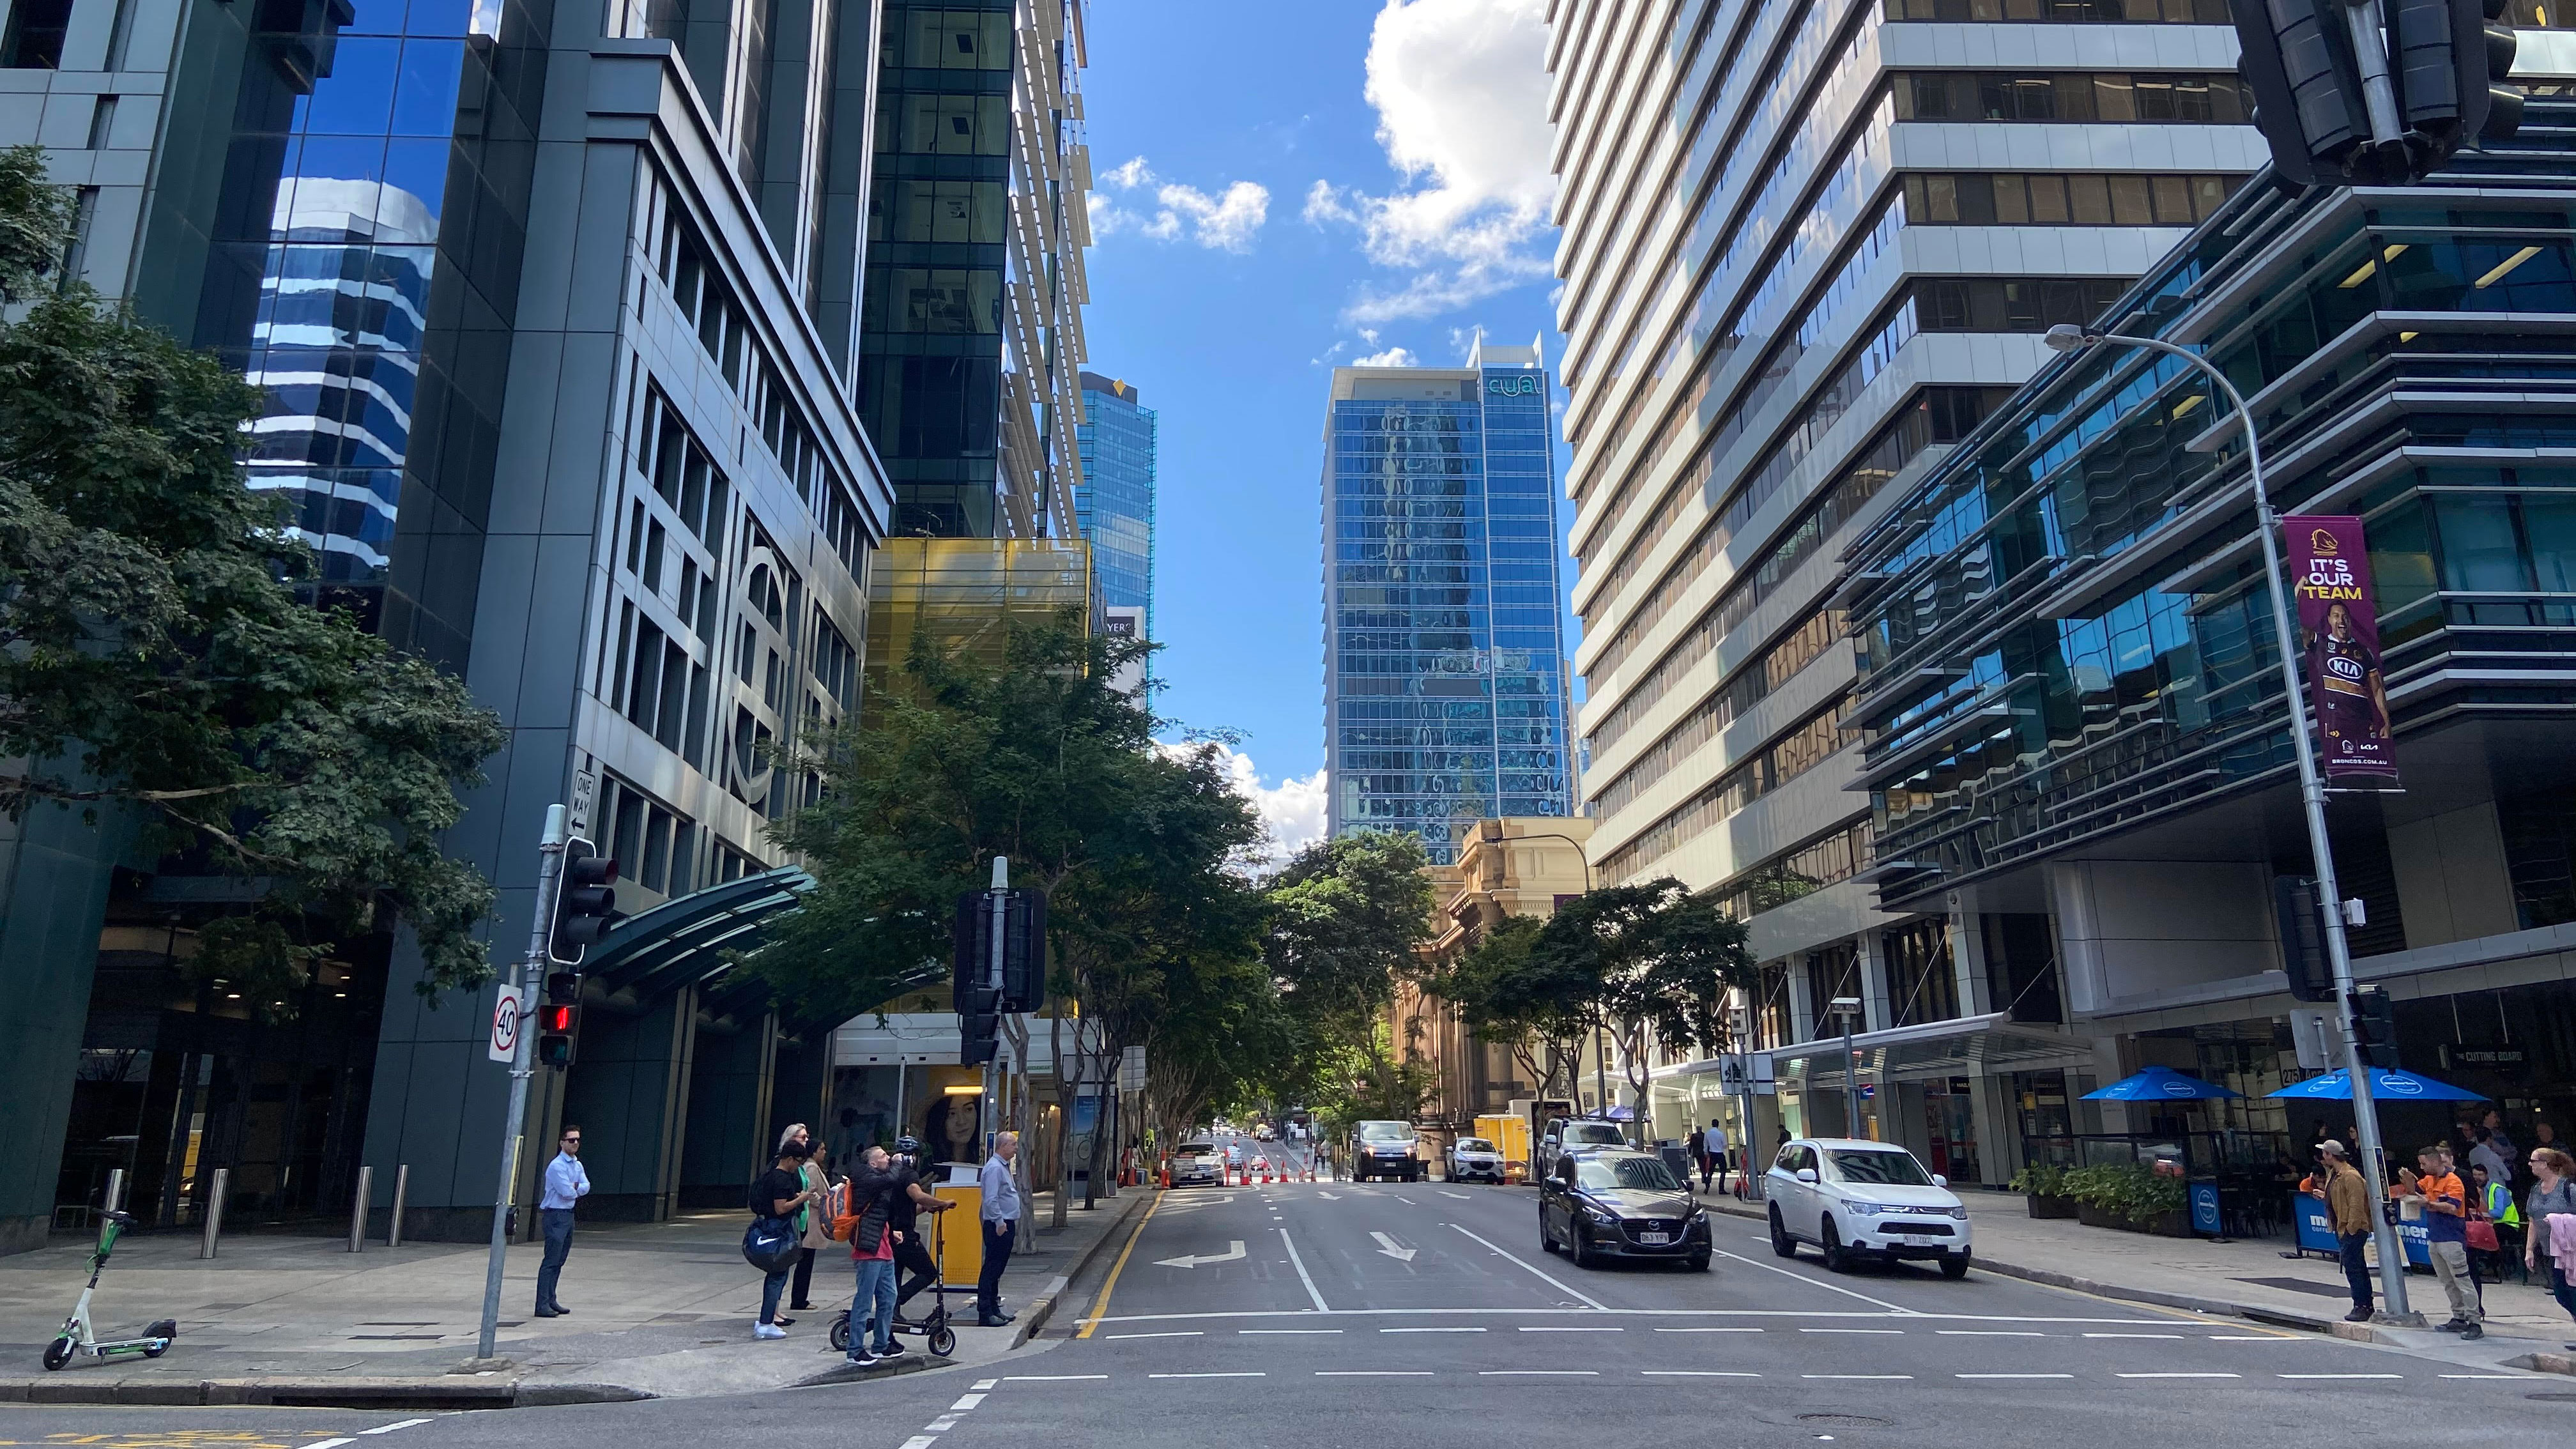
[1538,1149,1712,1271]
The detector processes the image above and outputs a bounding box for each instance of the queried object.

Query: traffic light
[548,839,622,965]
[951,887,1046,1010]
[2348,988,2402,1070]
[2234,0,2524,187]
[536,971,581,1069]
[959,985,1001,1068]
[2274,876,2335,1003]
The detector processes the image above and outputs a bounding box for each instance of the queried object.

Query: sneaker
[2437,1319,2466,1333]
[753,1323,787,1340]
[773,1316,795,1328]
[2342,1308,2373,1323]
[2458,1323,2484,1340]
[847,1348,879,1367]
[878,1342,908,1359]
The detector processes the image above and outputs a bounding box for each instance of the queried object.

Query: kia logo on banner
[2283,516,2398,782]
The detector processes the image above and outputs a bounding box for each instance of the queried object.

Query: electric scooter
[831,1209,959,1359]
[43,1211,178,1370]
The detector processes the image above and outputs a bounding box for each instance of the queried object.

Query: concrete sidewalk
[1706,1187,2576,1373]
[0,1188,1145,1407]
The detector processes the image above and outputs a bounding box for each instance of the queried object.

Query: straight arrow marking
[1371,1230,1416,1262]
[1154,1239,1246,1268]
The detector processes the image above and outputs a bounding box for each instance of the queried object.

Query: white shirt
[1704,1126,1729,1155]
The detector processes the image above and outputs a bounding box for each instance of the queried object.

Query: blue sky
[1078,0,1571,857]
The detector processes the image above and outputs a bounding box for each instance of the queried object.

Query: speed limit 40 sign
[489,983,524,1062]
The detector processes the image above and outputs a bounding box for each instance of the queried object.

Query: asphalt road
[14,1174,2573,1448]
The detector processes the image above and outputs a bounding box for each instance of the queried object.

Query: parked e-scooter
[42,1210,178,1370]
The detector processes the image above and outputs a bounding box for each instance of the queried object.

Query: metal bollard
[348,1164,373,1253]
[103,1168,126,1216]
[199,1168,230,1259]
[388,1163,410,1248]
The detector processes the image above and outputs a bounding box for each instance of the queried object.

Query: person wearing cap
[2310,1139,2376,1322]
[887,1135,956,1326]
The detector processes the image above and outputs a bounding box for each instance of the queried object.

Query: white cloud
[1206,744,1329,869]
[1352,344,1418,366]
[1091,155,1270,252]
[1307,0,1557,321]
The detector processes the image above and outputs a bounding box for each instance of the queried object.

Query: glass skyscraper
[1322,340,1573,866]
[1076,370,1154,631]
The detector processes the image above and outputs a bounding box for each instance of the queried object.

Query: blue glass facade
[1076,371,1155,630]
[1324,360,1572,865]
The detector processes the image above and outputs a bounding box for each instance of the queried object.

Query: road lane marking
[949,1394,986,1409]
[1439,1191,1471,1199]
[1156,1240,1247,1268]
[1937,1330,2043,1336]
[1085,1307,2185,1324]
[1383,1326,1485,1332]
[1076,1188,1168,1338]
[1801,1327,1901,1334]
[1006,1374,1108,1380]
[358,1423,434,1436]
[1280,1227,1331,1312]
[1957,1374,2073,1380]
[1803,1374,1911,1380]
[2442,1374,2542,1379]
[1518,1325,1620,1332]
[1482,1370,1597,1376]
[1643,1370,1762,1376]
[1656,1326,1762,1333]
[1709,1246,1915,1314]
[1317,1370,1434,1376]
[2205,1334,2300,1340]
[898,1438,937,1449]
[925,1419,960,1432]
[309,1441,355,1449]
[1443,1222,1609,1311]
[2278,1374,2401,1380]
[1152,1372,1266,1378]
[2117,1372,2239,1379]
[1108,1330,1204,1338]
[1393,1195,1416,1204]
[973,1379,998,1389]
[2084,1332,2182,1339]
[1372,1230,1418,1262]
[1243,1328,1342,1334]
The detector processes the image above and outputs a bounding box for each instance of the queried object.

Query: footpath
[1706,1188,2575,1375]
[0,1188,1144,1409]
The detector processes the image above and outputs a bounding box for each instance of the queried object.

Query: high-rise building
[1322,340,1574,866]
[1548,1,2260,916]
[857,0,1092,542]
[1076,370,1154,632]
[1,0,895,1248]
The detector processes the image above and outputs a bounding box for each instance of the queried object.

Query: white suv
[1765,1138,1972,1278]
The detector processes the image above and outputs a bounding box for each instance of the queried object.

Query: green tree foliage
[0,146,502,1006]
[1422,913,1587,1101]
[1257,829,1434,1128]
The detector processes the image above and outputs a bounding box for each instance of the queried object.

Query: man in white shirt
[535,1126,590,1317]
[1702,1121,1730,1193]
[977,1131,1022,1327]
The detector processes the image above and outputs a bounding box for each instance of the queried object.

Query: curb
[793,1352,943,1389]
[0,1377,652,1409]
[1011,1190,1151,1348]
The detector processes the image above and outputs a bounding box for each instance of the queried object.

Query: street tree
[1257,829,1434,1131]
[0,146,503,1008]
[1521,880,1755,1128]
[1422,914,1589,1101]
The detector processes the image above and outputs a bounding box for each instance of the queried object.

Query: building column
[1859,931,1893,1034]
[1966,1076,2018,1186]
[1948,892,1995,1017]
[1786,956,1817,1044]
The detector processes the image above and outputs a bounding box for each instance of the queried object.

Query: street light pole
[1829,997,1863,1141]
[2044,325,2414,1323]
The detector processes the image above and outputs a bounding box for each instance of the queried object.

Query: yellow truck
[1475,1114,1531,1183]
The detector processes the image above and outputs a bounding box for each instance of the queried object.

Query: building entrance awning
[1767,1013,2096,1089]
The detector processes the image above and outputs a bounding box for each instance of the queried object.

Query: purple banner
[2285,515,2398,781]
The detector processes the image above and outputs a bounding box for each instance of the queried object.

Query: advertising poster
[2284,515,2399,781]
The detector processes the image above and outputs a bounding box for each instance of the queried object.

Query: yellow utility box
[1476,1114,1530,1178]
[930,1178,983,1287]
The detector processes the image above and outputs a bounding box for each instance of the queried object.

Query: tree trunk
[1048,1004,1071,1230]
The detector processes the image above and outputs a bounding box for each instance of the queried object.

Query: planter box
[2077,1202,2193,1236]
[2027,1193,2078,1219]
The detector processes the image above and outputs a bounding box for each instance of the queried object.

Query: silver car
[1170,1138,1224,1187]
[1446,1136,1505,1183]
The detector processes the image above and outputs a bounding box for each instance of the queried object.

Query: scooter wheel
[829,1315,851,1354]
[928,1326,956,1357]
[42,1337,73,1371]
[143,1342,170,1359]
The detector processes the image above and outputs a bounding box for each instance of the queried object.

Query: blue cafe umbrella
[2266,1067,2487,1102]
[2082,1066,2242,1101]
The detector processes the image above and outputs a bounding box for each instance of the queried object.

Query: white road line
[2117,1372,2239,1379]
[1642,1370,1762,1376]
[2205,1335,2298,1341]
[1243,1328,1343,1334]
[1152,1372,1266,1378]
[949,1394,986,1410]
[2442,1374,2543,1379]
[2085,1332,2182,1339]
[1280,1227,1330,1312]
[1107,1331,1203,1338]
[898,1438,937,1449]
[1803,1374,1912,1381]
[1005,1374,1110,1380]
[1087,1307,2181,1324]
[2278,1374,2401,1380]
[309,1440,355,1449]
[1393,1195,1416,1205]
[1937,1330,2043,1337]
[359,1422,434,1436]
[1801,1327,1902,1335]
[973,1379,998,1390]
[1656,1326,1762,1333]
[1518,1325,1620,1332]
[1709,1246,1915,1314]
[1957,1374,2073,1380]
[1482,1370,1597,1376]
[1442,1222,1609,1311]
[1439,1191,1472,1199]
[1383,1326,1485,1333]
[924,1419,960,1433]
[1318,1370,1434,1376]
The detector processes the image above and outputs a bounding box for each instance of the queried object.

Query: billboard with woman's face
[2287,516,2398,781]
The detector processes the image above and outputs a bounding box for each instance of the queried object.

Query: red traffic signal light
[548,839,624,965]
[537,1003,577,1034]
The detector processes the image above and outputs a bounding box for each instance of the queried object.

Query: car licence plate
[1639,1231,1671,1245]
[1900,1234,1938,1246]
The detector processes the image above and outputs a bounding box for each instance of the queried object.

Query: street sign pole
[472,804,569,1364]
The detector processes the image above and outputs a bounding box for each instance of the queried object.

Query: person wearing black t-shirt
[888,1135,955,1321]
[749,1142,816,1340]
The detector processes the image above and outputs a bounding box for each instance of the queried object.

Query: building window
[1902,172,2240,226]
[1886,0,2231,19]
[1,0,72,68]
[1893,72,2250,123]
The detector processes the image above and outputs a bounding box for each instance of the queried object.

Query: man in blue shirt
[977,1131,1022,1327]
[535,1126,589,1317]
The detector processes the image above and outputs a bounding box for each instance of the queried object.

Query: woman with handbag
[790,1132,839,1312]
[2465,1163,2508,1283]
[2526,1146,2576,1349]
[747,1140,818,1340]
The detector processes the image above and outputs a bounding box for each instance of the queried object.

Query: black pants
[978,1219,1015,1319]
[2338,1230,2374,1312]
[790,1245,818,1308]
[894,1233,940,1311]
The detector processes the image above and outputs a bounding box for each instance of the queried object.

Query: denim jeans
[759,1266,790,1326]
[2337,1231,2373,1312]
[535,1208,575,1311]
[2549,1259,2576,1325]
[852,1255,898,1354]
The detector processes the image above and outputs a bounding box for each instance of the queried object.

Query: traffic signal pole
[984,855,1007,1158]
[471,804,569,1364]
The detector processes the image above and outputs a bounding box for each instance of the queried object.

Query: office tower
[857,0,1093,541]
[1077,370,1155,632]
[1,0,891,1247]
[1322,339,1574,866]
[1547,1,2258,919]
